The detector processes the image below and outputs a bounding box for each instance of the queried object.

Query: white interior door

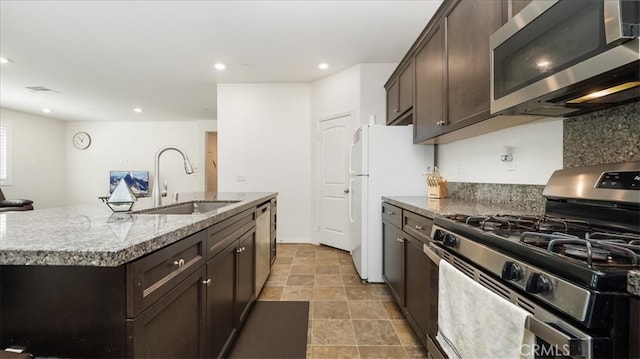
[318,114,352,251]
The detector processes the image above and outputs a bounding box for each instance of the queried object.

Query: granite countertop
[382,196,541,218]
[0,192,276,267]
[385,196,640,296]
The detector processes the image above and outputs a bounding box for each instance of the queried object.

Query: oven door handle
[525,316,588,357]
[423,242,442,266]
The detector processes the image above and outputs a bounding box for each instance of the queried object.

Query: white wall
[359,63,397,125]
[309,63,419,244]
[0,107,66,208]
[217,84,312,243]
[65,121,203,206]
[437,118,563,185]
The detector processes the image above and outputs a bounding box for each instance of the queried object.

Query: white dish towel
[436,260,535,359]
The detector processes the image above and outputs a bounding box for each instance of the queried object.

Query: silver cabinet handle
[396,237,404,243]
[386,211,394,215]
[236,247,246,253]
[202,279,212,286]
[423,243,441,266]
[173,259,185,268]
[415,225,424,231]
[394,109,399,113]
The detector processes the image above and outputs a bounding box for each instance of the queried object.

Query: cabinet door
[127,266,206,358]
[382,220,404,307]
[446,0,502,131]
[414,22,445,143]
[398,60,414,116]
[206,242,237,359]
[386,79,400,124]
[404,235,431,343]
[236,228,256,326]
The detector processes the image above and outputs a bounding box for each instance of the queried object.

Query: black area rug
[226,301,310,359]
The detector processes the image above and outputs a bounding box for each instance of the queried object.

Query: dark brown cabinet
[414,0,502,143]
[386,60,414,125]
[205,208,257,359]
[127,266,207,358]
[382,219,405,306]
[206,240,237,358]
[404,235,431,344]
[382,202,439,354]
[414,23,445,142]
[235,228,256,326]
[445,0,502,131]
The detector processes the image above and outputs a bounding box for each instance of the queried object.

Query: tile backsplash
[448,101,639,211]
[564,101,640,168]
[447,182,545,214]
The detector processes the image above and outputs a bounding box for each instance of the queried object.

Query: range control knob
[433,229,447,242]
[501,261,523,281]
[525,273,552,295]
[442,233,458,247]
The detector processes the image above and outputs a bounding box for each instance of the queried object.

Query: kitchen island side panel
[0,265,127,357]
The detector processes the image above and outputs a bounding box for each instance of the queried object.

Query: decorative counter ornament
[100,178,137,212]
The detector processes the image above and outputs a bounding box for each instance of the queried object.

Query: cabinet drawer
[403,211,433,244]
[382,202,402,228]
[207,208,255,259]
[127,230,206,317]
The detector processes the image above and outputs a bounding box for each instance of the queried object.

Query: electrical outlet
[505,154,516,171]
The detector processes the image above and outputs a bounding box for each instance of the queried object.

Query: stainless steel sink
[134,200,240,215]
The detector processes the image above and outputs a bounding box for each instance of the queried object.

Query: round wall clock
[72,131,91,150]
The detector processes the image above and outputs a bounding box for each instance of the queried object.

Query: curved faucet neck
[151,145,194,207]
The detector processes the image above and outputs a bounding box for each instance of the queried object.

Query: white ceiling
[0,0,442,122]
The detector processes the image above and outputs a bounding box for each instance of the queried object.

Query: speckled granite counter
[629,270,640,296]
[0,192,276,267]
[382,196,542,219]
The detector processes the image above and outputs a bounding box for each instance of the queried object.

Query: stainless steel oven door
[423,242,604,359]
[490,0,640,116]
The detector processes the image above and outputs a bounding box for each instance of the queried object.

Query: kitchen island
[0,192,277,358]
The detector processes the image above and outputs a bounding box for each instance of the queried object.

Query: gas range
[428,161,639,358]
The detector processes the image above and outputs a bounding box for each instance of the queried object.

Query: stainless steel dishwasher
[255,203,271,295]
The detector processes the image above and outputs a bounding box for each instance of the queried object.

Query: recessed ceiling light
[318,63,329,70]
[133,107,143,113]
[214,63,226,71]
[0,57,10,64]
[42,108,52,113]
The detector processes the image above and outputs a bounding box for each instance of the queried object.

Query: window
[0,120,11,185]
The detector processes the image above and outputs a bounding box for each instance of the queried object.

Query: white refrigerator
[349,124,434,283]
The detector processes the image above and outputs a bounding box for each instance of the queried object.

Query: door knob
[344,188,350,194]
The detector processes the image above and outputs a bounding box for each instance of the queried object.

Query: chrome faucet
[151,145,195,207]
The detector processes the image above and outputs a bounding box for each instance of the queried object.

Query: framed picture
[109,171,150,197]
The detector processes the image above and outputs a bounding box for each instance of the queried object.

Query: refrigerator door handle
[348,143,355,175]
[348,178,355,223]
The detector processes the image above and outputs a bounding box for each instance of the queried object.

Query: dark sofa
[0,188,34,212]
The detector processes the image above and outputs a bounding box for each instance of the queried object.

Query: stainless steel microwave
[490,0,639,117]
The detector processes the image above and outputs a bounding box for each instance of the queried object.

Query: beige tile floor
[257,243,428,359]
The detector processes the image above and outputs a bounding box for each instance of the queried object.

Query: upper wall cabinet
[414,0,502,143]
[385,59,414,125]
[385,0,542,144]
